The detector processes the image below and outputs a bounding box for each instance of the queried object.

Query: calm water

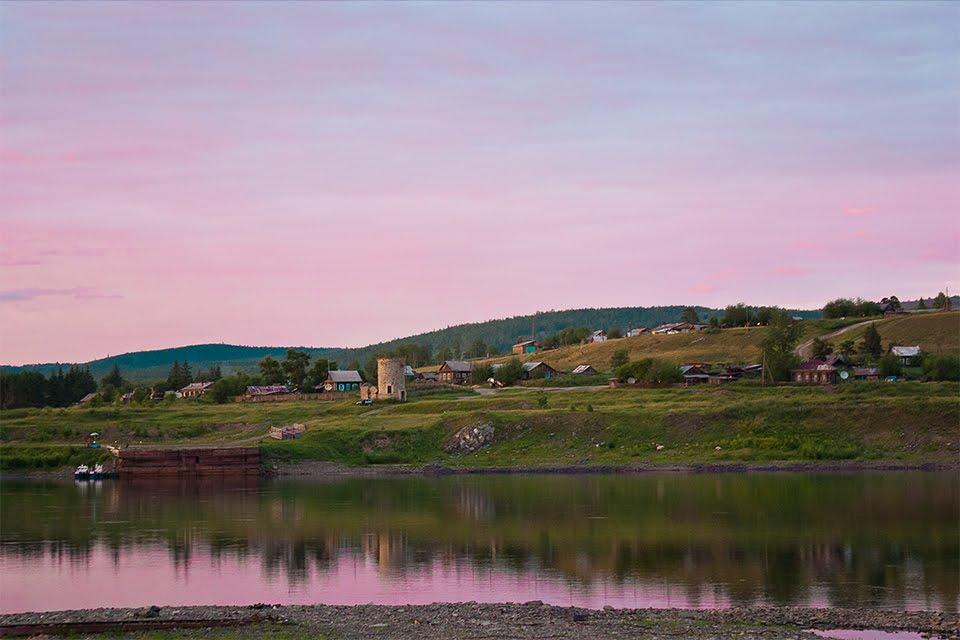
[1,473,956,614]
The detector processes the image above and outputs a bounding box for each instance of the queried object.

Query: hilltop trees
[933,291,952,311]
[822,298,881,319]
[542,327,591,349]
[0,366,97,409]
[681,307,700,324]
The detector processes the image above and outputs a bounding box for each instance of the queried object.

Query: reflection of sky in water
[1,474,957,614]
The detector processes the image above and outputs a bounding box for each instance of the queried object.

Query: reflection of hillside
[1,474,956,611]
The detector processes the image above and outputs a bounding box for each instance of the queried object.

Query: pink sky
[1,2,958,364]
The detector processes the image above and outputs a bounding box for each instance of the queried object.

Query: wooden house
[438,360,472,384]
[521,361,558,380]
[571,364,597,376]
[178,381,214,398]
[323,370,363,392]
[790,360,838,385]
[512,340,539,355]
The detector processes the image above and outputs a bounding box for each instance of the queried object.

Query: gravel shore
[2,602,956,639]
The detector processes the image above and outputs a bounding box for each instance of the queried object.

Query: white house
[587,330,607,343]
[627,327,648,338]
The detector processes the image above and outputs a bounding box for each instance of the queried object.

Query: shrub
[922,354,960,381]
[470,365,493,385]
[878,353,903,378]
[494,358,524,386]
[611,348,629,369]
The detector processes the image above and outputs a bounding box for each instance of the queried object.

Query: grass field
[2,382,957,471]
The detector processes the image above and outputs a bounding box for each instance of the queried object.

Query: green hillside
[1,305,820,382]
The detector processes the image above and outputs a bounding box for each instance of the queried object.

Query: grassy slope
[2,383,957,471]
[821,311,959,354]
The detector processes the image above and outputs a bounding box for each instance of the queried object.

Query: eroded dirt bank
[1,602,956,639]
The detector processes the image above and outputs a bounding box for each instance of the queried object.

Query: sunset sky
[1,1,957,364]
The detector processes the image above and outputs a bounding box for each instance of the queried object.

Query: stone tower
[377,357,406,401]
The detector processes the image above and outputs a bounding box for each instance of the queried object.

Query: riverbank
[3,383,957,474]
[1,603,956,639]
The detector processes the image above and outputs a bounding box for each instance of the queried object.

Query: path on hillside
[794,319,876,359]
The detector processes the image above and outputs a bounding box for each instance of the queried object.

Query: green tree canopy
[760,315,801,381]
[860,324,883,358]
[681,307,700,324]
[282,349,311,389]
[258,356,284,385]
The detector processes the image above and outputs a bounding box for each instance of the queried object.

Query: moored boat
[74,464,90,480]
[90,464,104,479]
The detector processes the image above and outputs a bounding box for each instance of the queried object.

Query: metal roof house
[246,385,291,397]
[323,370,363,392]
[587,330,607,343]
[571,364,598,375]
[890,345,921,366]
[626,327,649,337]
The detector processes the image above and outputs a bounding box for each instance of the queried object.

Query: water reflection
[1,473,957,613]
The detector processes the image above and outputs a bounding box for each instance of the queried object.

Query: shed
[587,330,607,343]
[571,364,598,376]
[179,381,214,398]
[246,385,291,397]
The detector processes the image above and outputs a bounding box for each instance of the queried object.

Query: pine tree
[861,323,883,358]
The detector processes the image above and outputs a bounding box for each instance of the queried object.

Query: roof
[891,345,920,357]
[513,340,537,346]
[403,365,415,376]
[853,367,879,376]
[180,381,214,392]
[79,392,98,403]
[246,385,290,395]
[326,370,363,383]
[440,360,472,373]
[591,330,606,337]
[679,365,706,375]
[522,361,555,372]
[571,364,595,374]
[792,360,837,372]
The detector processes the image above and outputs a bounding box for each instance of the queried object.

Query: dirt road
[794,320,876,359]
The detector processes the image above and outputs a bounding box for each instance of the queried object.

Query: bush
[922,354,960,381]
[471,365,493,385]
[611,348,629,369]
[878,353,903,378]
[494,358,524,386]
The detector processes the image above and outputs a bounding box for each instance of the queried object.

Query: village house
[77,392,99,405]
[438,360,472,384]
[521,361,558,380]
[651,322,706,335]
[626,327,649,338]
[245,385,291,397]
[512,340,539,355]
[178,381,214,398]
[587,330,607,343]
[323,370,363,392]
[571,364,598,376]
[790,360,838,385]
[679,364,710,384]
[890,345,921,366]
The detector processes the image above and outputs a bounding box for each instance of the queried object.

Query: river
[1,472,956,613]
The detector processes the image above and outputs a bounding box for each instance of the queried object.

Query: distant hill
[2,304,822,382]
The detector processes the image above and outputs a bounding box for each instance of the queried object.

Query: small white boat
[74,464,90,480]
[90,464,104,479]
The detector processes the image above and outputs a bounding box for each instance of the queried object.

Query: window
[387,384,392,394]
